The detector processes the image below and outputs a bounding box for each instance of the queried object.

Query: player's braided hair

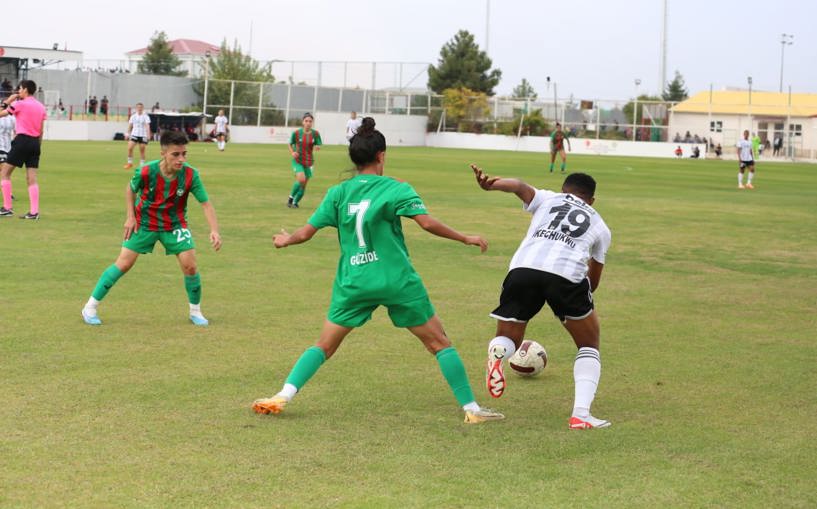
[349,117,386,168]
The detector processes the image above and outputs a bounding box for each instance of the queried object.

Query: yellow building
[669,90,817,159]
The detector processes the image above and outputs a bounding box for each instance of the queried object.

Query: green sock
[294,184,306,205]
[284,346,326,390]
[184,273,202,305]
[289,181,300,200]
[561,162,566,172]
[436,347,476,407]
[549,163,554,171]
[91,265,125,300]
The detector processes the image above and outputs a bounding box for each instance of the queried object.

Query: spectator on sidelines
[714,144,723,158]
[0,78,12,98]
[690,146,700,159]
[675,146,683,158]
[773,136,782,157]
[88,96,98,117]
[100,95,109,116]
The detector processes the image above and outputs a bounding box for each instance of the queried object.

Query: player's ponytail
[348,117,386,168]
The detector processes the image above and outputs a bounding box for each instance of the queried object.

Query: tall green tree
[662,70,689,102]
[193,40,281,126]
[138,31,185,76]
[512,78,537,100]
[428,30,501,95]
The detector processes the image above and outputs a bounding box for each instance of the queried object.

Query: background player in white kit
[471,164,612,430]
[124,102,152,169]
[345,111,362,142]
[0,113,14,201]
[736,129,755,189]
[214,110,229,151]
[0,113,14,164]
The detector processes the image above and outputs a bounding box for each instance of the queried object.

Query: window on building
[709,120,722,133]
[789,124,802,136]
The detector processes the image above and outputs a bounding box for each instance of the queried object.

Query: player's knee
[423,334,451,354]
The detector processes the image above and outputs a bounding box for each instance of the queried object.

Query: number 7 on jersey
[348,200,371,248]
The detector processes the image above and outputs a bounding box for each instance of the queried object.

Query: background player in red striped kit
[81,131,222,326]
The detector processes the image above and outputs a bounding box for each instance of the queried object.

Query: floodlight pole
[633,78,641,141]
[659,0,668,94]
[203,51,211,115]
[779,33,793,93]
[485,0,491,54]
[747,76,753,130]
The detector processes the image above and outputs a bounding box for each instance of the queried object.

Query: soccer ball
[508,340,548,377]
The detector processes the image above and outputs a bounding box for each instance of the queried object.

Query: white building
[669,90,817,158]
[126,39,219,78]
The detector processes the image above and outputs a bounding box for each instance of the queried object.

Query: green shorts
[122,227,195,255]
[328,294,435,328]
[291,160,313,178]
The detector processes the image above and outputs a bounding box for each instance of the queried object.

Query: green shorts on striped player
[81,131,222,327]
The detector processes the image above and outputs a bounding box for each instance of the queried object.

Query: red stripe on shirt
[149,175,165,231]
[304,131,313,167]
[176,167,193,228]
[135,166,151,227]
[163,177,179,231]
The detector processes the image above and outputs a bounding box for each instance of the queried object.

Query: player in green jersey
[81,131,222,326]
[287,112,322,208]
[254,117,504,424]
[549,122,571,173]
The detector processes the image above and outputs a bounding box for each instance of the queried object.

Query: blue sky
[4,0,815,99]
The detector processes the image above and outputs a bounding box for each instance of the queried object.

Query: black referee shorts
[490,267,594,323]
[6,134,41,168]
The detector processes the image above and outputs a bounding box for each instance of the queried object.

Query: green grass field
[1,141,815,508]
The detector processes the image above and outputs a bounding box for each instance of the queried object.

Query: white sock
[747,172,754,184]
[189,303,203,316]
[573,347,601,417]
[463,401,480,412]
[139,160,145,166]
[278,383,297,400]
[84,297,100,316]
[127,157,133,164]
[488,336,517,359]
[738,172,743,185]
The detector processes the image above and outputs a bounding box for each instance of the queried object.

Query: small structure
[0,45,83,83]
[670,90,817,158]
[126,39,220,78]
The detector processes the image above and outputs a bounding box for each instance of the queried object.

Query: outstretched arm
[411,214,487,252]
[200,201,222,251]
[273,224,318,248]
[470,164,536,205]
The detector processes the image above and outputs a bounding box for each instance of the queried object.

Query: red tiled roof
[127,39,220,56]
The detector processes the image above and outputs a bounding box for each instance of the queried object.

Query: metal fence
[23,65,813,159]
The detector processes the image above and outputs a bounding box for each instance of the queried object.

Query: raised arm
[273,224,318,248]
[470,164,536,205]
[411,214,487,252]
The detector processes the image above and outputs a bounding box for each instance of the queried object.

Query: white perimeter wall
[43,113,428,146]
[425,132,708,159]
